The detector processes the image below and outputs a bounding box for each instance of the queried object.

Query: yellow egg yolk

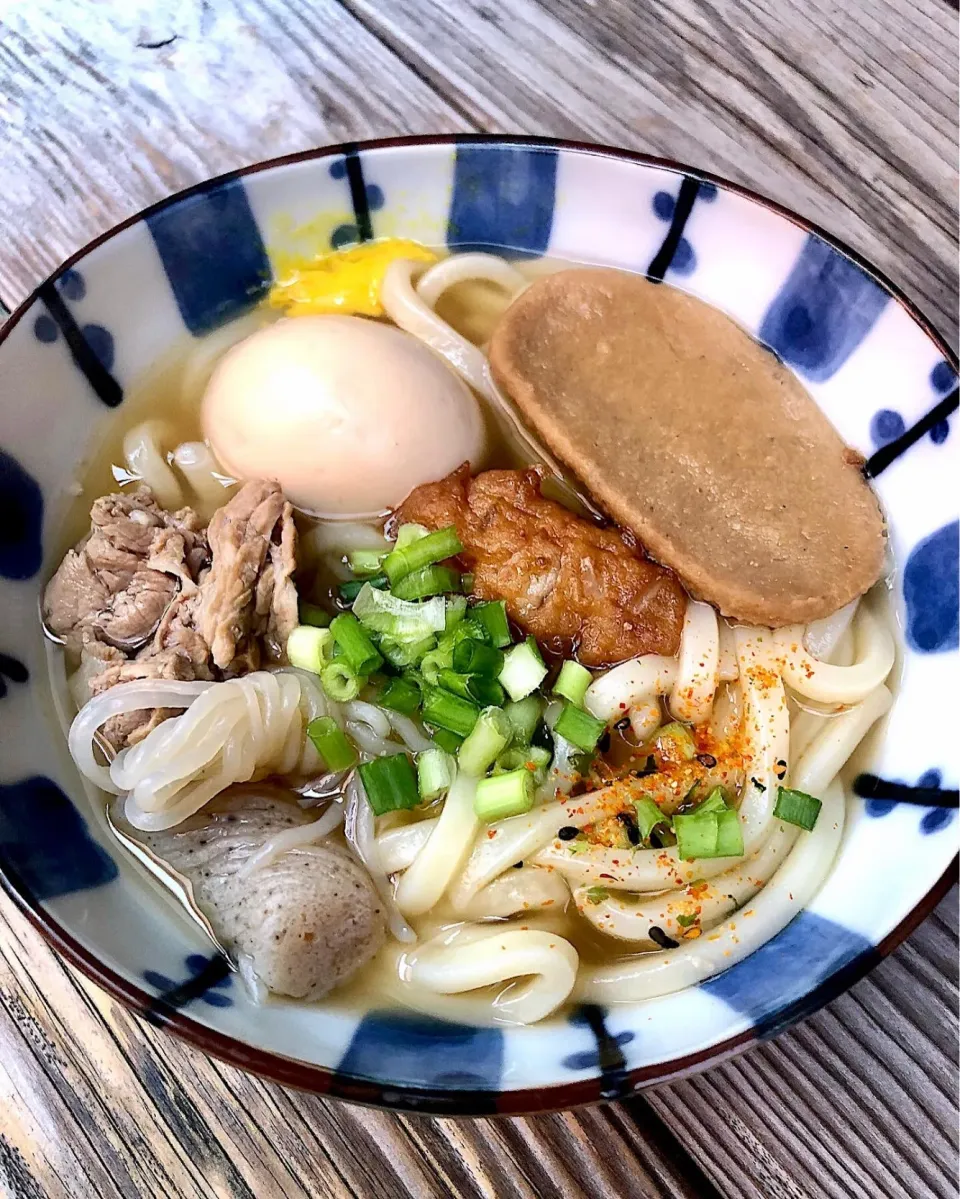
[267,238,437,318]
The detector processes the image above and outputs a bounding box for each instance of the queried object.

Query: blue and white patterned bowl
[0,137,956,1114]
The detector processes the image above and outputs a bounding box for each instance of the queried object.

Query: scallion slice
[379,633,436,669]
[633,796,669,842]
[306,716,358,771]
[286,625,334,675]
[421,687,481,737]
[553,702,607,752]
[298,602,331,628]
[452,638,505,678]
[379,676,422,716]
[553,660,592,707]
[715,807,745,856]
[674,812,719,861]
[348,548,386,577]
[436,669,475,701]
[358,753,420,816]
[473,767,535,822]
[695,786,729,816]
[339,575,388,602]
[503,696,543,746]
[353,584,446,641]
[458,707,513,776]
[774,786,823,831]
[417,747,456,801]
[383,525,463,585]
[499,636,547,701]
[392,565,461,601]
[330,612,383,676]
[320,660,362,703]
[467,676,506,707]
[494,745,551,781]
[394,522,429,551]
[444,594,468,630]
[471,600,511,648]
[431,728,465,754]
[657,722,697,761]
[420,647,454,686]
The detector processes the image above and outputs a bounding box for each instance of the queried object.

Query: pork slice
[137,790,386,1001]
[198,480,297,670]
[91,646,203,751]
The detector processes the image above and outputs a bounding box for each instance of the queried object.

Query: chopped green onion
[431,728,464,754]
[392,565,462,601]
[584,885,609,905]
[495,745,551,780]
[674,812,720,861]
[695,786,730,816]
[383,525,463,585]
[330,612,383,676]
[553,660,592,707]
[320,660,362,703]
[504,696,543,746]
[420,647,454,686]
[458,707,513,776]
[715,807,744,856]
[379,633,436,669]
[499,636,548,701]
[395,522,429,551]
[358,754,420,816]
[553,702,607,752]
[347,548,386,577]
[286,625,334,674]
[676,912,697,928]
[471,600,511,648]
[774,786,823,831]
[444,594,468,630]
[473,768,535,822]
[460,616,491,644]
[306,716,358,771]
[634,796,669,841]
[298,601,330,628]
[461,572,475,592]
[339,575,388,602]
[417,747,457,801]
[657,722,697,761]
[422,687,481,737]
[379,676,422,716]
[353,584,446,641]
[452,639,505,678]
[467,676,506,707]
[436,669,476,700]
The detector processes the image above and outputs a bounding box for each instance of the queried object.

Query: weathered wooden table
[0,3,957,1197]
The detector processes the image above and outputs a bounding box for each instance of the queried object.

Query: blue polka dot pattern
[33,314,58,343]
[329,159,347,180]
[652,191,675,220]
[81,324,115,372]
[698,181,718,201]
[759,235,889,382]
[57,269,86,301]
[931,360,957,393]
[670,237,696,275]
[0,652,28,700]
[365,183,385,211]
[930,419,950,445]
[330,223,360,249]
[921,808,956,834]
[865,798,896,818]
[903,521,959,653]
[870,408,906,447]
[0,776,118,900]
[0,449,44,580]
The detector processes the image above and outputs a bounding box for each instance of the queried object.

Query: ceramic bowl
[0,136,956,1114]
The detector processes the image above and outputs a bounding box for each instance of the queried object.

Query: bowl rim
[1,132,956,1115]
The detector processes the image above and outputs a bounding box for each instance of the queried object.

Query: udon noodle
[53,245,897,1026]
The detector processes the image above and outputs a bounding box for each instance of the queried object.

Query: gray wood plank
[0,2,957,1198]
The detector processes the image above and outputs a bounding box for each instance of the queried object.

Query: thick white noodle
[415,253,527,308]
[384,711,434,753]
[171,441,235,511]
[344,773,417,943]
[628,703,661,742]
[584,656,677,724]
[717,618,739,682]
[395,773,480,917]
[380,259,493,398]
[343,701,392,739]
[668,600,720,724]
[790,685,893,795]
[403,924,579,1025]
[300,522,389,566]
[378,817,438,874]
[122,421,184,510]
[803,598,859,661]
[575,821,798,942]
[776,604,894,705]
[237,802,344,879]
[459,866,570,920]
[581,779,845,1003]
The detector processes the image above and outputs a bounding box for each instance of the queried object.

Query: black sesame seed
[697,753,718,768]
[597,730,611,753]
[512,861,524,869]
[649,925,679,949]
[616,810,641,845]
[635,755,658,777]
[557,826,579,841]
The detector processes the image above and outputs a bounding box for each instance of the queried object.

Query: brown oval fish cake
[488,268,886,627]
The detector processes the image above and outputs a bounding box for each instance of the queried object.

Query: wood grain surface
[0,2,957,1197]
